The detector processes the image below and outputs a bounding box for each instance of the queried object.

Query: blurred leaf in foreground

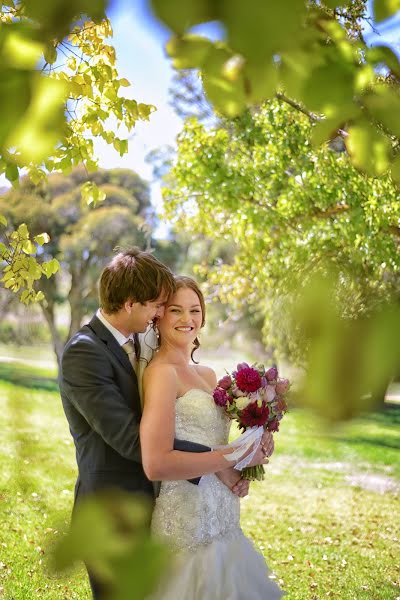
[295,275,400,421]
[52,489,170,600]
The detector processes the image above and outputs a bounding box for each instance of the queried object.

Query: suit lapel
[87,315,138,382]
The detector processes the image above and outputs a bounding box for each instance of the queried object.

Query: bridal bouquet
[213,363,290,481]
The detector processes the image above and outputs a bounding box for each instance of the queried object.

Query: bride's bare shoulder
[143,358,177,383]
[194,364,217,387]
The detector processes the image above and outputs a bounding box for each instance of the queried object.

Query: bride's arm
[140,365,267,481]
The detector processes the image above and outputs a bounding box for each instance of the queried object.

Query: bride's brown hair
[174,276,206,363]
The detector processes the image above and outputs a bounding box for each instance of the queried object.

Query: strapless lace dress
[150,389,284,599]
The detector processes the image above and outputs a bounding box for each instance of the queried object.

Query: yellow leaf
[34,233,50,246]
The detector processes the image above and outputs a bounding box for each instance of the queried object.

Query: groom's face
[125,295,167,333]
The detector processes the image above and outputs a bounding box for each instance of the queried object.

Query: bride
[140,276,284,599]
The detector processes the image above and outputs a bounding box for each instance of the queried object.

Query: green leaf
[221,0,307,63]
[243,59,279,103]
[302,58,355,114]
[311,118,342,147]
[202,46,247,117]
[364,85,400,138]
[311,105,360,147]
[44,44,57,65]
[166,35,213,69]
[150,0,216,33]
[374,0,400,23]
[367,45,400,79]
[113,138,128,156]
[118,78,130,87]
[138,103,155,120]
[346,119,391,176]
[1,26,44,69]
[7,75,67,163]
[81,181,106,206]
[0,215,7,227]
[21,239,36,254]
[390,154,400,183]
[41,258,60,278]
[52,490,168,599]
[17,223,29,239]
[5,163,19,183]
[20,289,31,304]
[323,0,352,7]
[22,0,107,38]
[34,232,50,246]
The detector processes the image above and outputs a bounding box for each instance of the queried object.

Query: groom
[59,247,251,599]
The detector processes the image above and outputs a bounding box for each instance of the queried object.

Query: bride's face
[157,287,203,347]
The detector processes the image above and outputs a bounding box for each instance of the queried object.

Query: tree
[0,167,152,363]
[161,100,400,417]
[150,0,400,181]
[0,1,155,300]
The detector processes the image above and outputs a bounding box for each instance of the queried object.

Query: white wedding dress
[150,388,284,599]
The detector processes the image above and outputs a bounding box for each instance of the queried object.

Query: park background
[1,0,400,598]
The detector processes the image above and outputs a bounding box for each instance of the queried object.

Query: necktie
[122,334,140,372]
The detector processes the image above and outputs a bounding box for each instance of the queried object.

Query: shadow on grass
[0,362,59,392]
[332,403,400,450]
[362,401,400,426]
[334,435,400,451]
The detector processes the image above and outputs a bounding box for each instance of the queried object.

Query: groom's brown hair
[99,247,176,313]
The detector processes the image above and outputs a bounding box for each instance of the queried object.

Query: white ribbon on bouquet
[213,425,264,471]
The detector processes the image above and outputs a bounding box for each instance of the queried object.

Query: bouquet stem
[241,465,265,481]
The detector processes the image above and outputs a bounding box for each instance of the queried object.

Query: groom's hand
[216,467,250,497]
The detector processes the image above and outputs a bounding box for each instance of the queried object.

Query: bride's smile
[157,287,204,349]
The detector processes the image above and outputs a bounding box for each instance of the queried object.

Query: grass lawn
[0,358,399,600]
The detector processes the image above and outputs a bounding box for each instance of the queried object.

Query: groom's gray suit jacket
[59,314,208,505]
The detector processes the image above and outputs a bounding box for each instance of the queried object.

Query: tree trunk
[39,302,64,372]
[67,271,86,340]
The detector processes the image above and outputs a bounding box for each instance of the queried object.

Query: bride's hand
[246,442,270,468]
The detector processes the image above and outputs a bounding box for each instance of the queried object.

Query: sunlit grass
[0,359,399,599]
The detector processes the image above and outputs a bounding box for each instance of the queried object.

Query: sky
[97,0,400,234]
[94,0,224,234]
[2,1,400,231]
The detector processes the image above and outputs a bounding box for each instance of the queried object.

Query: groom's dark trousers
[59,315,209,600]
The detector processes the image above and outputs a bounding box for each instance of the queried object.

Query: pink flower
[267,418,280,432]
[218,375,232,390]
[236,367,262,393]
[236,362,250,371]
[264,385,276,403]
[275,396,288,413]
[232,385,244,397]
[213,388,230,407]
[265,366,278,381]
[260,376,268,388]
[240,402,270,428]
[276,378,290,394]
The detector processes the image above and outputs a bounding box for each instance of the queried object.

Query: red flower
[240,402,269,427]
[236,367,262,393]
[213,388,230,407]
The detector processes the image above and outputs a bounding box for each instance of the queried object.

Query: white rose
[235,396,253,410]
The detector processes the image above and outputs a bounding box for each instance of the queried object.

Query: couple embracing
[59,247,284,599]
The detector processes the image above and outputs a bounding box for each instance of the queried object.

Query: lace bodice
[151,389,241,551]
[175,388,231,447]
